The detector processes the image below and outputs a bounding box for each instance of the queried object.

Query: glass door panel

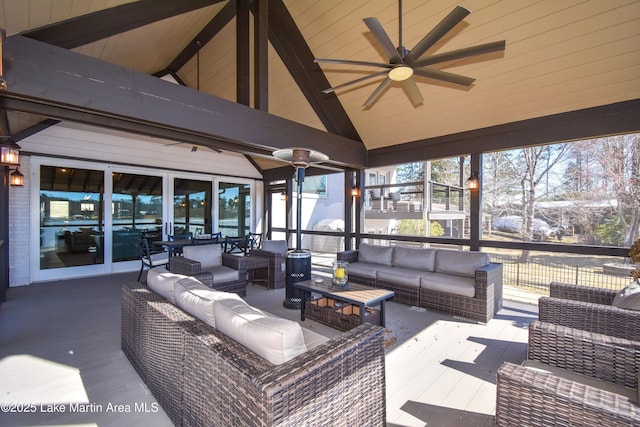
[39,165,105,269]
[173,178,212,237]
[219,182,251,237]
[112,172,164,262]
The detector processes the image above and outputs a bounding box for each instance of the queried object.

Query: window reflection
[39,166,104,269]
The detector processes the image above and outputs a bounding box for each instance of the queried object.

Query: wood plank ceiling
[0,0,639,172]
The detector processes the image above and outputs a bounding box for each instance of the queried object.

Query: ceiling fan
[314,2,506,109]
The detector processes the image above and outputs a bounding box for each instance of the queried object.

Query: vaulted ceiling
[1,0,639,174]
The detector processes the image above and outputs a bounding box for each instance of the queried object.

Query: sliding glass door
[32,157,254,282]
[39,165,105,271]
[173,178,212,237]
[218,182,251,238]
[112,172,164,263]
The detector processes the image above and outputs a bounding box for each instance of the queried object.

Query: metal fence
[485,251,631,295]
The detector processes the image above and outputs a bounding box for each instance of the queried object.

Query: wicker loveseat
[337,243,503,322]
[538,281,640,342]
[496,320,640,426]
[121,278,386,426]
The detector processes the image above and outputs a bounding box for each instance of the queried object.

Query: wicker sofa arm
[248,248,285,267]
[550,281,618,305]
[528,320,640,388]
[538,296,640,342]
[169,256,202,275]
[475,262,503,293]
[255,323,386,425]
[221,252,248,277]
[496,361,640,426]
[337,250,359,263]
[183,316,386,426]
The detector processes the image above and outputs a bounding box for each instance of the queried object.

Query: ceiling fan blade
[404,6,471,63]
[411,40,505,68]
[363,17,403,63]
[401,79,424,107]
[413,68,475,87]
[322,70,389,94]
[363,77,393,109]
[314,58,392,69]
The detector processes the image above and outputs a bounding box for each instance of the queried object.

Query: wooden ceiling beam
[165,1,236,74]
[267,0,362,142]
[1,35,366,168]
[21,0,224,49]
[236,0,250,106]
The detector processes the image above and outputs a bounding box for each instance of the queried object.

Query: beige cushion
[392,246,436,272]
[174,276,242,328]
[358,243,393,266]
[612,283,640,311]
[522,360,637,401]
[348,262,379,279]
[420,272,476,298]
[435,250,489,277]
[261,240,288,255]
[146,266,186,304]
[214,298,307,365]
[377,266,421,287]
[183,244,222,270]
[208,266,240,284]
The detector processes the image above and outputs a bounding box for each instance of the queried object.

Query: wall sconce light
[0,140,20,166]
[351,185,360,197]
[466,172,480,191]
[9,168,23,186]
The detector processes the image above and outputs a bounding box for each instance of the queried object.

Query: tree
[592,134,640,246]
[504,144,568,261]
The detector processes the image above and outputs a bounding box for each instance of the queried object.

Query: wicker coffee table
[294,277,394,329]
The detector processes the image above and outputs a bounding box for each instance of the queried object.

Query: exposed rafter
[267,0,362,142]
[1,35,367,168]
[165,1,236,75]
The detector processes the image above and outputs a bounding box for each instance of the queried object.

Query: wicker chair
[247,240,288,289]
[169,243,248,296]
[496,320,640,426]
[538,282,640,342]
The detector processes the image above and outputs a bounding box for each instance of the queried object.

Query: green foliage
[595,217,625,246]
[396,162,423,183]
[395,219,445,237]
[431,221,445,236]
[396,219,424,235]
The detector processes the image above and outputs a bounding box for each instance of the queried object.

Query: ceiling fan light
[388,66,413,81]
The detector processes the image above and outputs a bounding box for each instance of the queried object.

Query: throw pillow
[612,282,640,311]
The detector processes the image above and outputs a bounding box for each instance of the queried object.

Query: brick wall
[9,157,30,286]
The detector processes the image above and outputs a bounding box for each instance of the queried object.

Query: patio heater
[273,148,328,309]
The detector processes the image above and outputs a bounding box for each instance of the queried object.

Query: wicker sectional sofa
[121,275,386,426]
[337,243,503,323]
